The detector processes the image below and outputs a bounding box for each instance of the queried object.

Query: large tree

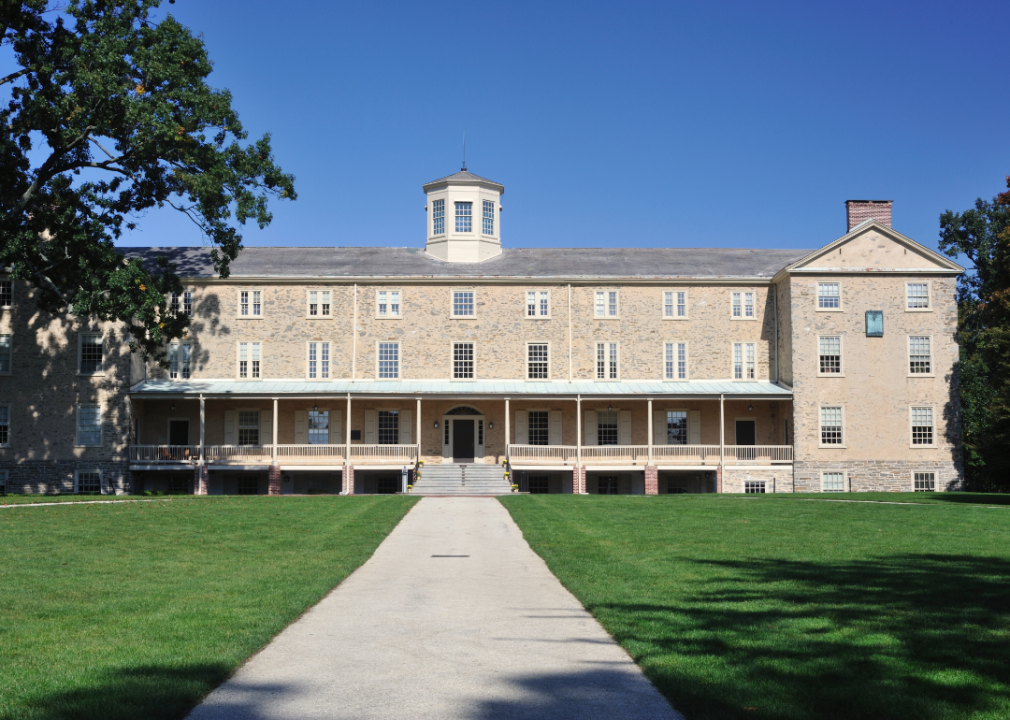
[939,175,1010,489]
[0,0,295,359]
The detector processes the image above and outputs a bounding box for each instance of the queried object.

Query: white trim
[77,331,105,376]
[524,289,552,319]
[820,469,848,492]
[375,288,403,319]
[73,468,104,494]
[907,335,935,378]
[207,463,270,469]
[731,341,757,381]
[730,289,757,321]
[663,342,689,381]
[818,404,846,449]
[451,340,476,380]
[236,288,264,319]
[909,404,937,448]
[376,341,401,380]
[593,289,620,319]
[912,469,937,491]
[816,335,845,377]
[594,341,620,381]
[305,341,333,380]
[236,341,263,380]
[450,288,477,318]
[815,280,843,312]
[584,466,646,472]
[662,289,689,320]
[905,281,933,312]
[305,288,333,318]
[526,341,551,381]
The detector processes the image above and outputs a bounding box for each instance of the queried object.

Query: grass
[0,495,417,720]
[0,493,173,505]
[499,494,1010,720]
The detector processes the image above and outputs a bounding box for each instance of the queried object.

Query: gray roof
[123,246,811,280]
[131,379,792,398]
[422,169,503,191]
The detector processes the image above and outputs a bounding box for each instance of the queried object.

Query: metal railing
[349,444,418,461]
[725,445,793,463]
[129,445,199,462]
[507,444,577,463]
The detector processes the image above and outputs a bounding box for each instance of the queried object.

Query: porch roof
[130,379,792,399]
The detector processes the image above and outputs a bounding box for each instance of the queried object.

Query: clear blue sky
[119,0,1010,256]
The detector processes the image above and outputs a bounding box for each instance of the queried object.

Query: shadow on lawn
[595,554,1010,720]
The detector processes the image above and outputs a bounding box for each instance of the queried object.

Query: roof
[123,246,812,280]
[422,169,504,192]
[131,379,793,399]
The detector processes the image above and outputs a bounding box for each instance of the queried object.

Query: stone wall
[722,467,790,493]
[793,459,963,492]
[1,460,132,495]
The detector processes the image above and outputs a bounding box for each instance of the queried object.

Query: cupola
[423,168,504,262]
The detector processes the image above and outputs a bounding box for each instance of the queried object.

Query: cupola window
[432,199,445,235]
[482,200,494,235]
[455,202,472,233]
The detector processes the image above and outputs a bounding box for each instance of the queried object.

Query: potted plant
[511,483,518,492]
[407,484,413,493]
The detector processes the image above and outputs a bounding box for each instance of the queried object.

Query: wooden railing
[507,444,577,463]
[725,445,793,463]
[276,444,345,460]
[349,444,418,462]
[204,445,273,462]
[129,445,199,462]
[652,445,721,462]
[581,445,650,462]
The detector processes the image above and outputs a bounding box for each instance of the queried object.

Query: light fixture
[170,403,176,411]
[748,404,754,412]
[608,404,613,413]
[434,421,439,429]
[488,422,494,430]
[313,403,318,413]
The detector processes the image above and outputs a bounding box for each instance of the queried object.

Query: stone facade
[793,459,963,493]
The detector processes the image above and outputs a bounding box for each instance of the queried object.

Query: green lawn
[0,495,417,720]
[499,494,1010,720]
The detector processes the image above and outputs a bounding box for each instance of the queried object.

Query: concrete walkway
[187,497,682,720]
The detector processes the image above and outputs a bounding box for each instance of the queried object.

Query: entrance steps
[412,463,512,496]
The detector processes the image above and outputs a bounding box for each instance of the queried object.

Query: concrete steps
[412,463,512,496]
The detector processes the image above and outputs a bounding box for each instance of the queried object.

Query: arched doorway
[441,406,486,463]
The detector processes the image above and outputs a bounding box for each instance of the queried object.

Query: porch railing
[349,444,418,462]
[507,444,577,464]
[276,444,345,460]
[581,445,650,462]
[725,445,793,463]
[652,445,721,462]
[129,445,200,463]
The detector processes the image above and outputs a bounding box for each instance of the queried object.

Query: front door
[735,420,756,445]
[169,420,190,445]
[453,419,475,462]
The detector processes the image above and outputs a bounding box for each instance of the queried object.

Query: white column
[576,396,583,494]
[416,398,422,460]
[272,398,278,462]
[346,394,352,458]
[647,399,653,464]
[199,395,205,461]
[719,393,725,491]
[504,398,510,456]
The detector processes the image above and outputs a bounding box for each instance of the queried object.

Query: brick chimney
[845,200,892,231]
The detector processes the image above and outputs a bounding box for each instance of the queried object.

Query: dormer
[423,169,504,262]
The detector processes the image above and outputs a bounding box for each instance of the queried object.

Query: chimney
[845,200,892,231]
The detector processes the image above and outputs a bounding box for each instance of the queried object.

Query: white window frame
[168,340,192,380]
[730,290,756,320]
[664,342,689,381]
[905,282,932,312]
[594,290,619,319]
[0,403,10,447]
[0,334,11,376]
[818,405,846,448]
[816,335,844,377]
[482,199,495,236]
[909,405,936,448]
[526,342,550,380]
[913,471,936,492]
[432,198,445,236]
[732,342,756,380]
[451,289,476,318]
[376,289,402,319]
[595,342,620,381]
[306,289,332,318]
[74,469,103,494]
[75,403,103,447]
[237,289,263,318]
[525,290,551,319]
[662,290,689,320]
[306,341,332,380]
[907,335,934,377]
[237,341,262,380]
[78,332,105,376]
[816,281,842,312]
[821,470,847,492]
[452,341,475,380]
[454,201,473,233]
[377,341,400,380]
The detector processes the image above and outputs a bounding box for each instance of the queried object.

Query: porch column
[344,394,353,494]
[505,398,510,456]
[646,398,657,495]
[272,398,278,461]
[267,397,281,495]
[416,398,421,461]
[719,393,725,493]
[195,395,206,495]
[199,395,205,459]
[647,399,653,463]
[576,395,583,494]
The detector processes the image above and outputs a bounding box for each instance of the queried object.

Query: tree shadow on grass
[592,554,1010,720]
[926,493,1010,506]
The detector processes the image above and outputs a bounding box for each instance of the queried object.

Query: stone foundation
[0,461,132,495]
[793,460,963,492]
[722,468,790,493]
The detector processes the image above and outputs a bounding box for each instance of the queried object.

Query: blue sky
[118,0,1009,255]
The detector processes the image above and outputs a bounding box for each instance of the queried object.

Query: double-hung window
[0,335,10,374]
[595,291,618,318]
[526,290,549,317]
[818,336,842,375]
[909,336,932,375]
[482,200,494,234]
[732,291,755,319]
[597,410,618,445]
[378,342,399,379]
[452,290,474,317]
[820,406,843,446]
[238,342,261,379]
[76,405,102,446]
[528,411,549,445]
[76,470,102,494]
[665,343,688,380]
[733,342,755,380]
[432,199,445,235]
[308,342,331,379]
[377,290,401,318]
[596,342,618,380]
[666,410,688,445]
[527,343,549,380]
[171,291,192,316]
[0,405,9,446]
[914,472,936,491]
[308,410,329,444]
[168,341,192,379]
[455,201,472,232]
[822,472,845,492]
[308,290,331,317]
[453,342,474,379]
[911,407,934,445]
[817,283,840,310]
[238,411,259,445]
[79,334,103,374]
[239,290,262,317]
[907,283,930,310]
[378,410,399,444]
[0,279,11,307]
[664,291,687,318]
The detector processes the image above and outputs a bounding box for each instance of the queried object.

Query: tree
[939,175,1010,489]
[0,0,296,360]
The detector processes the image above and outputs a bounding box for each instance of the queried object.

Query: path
[187,496,682,720]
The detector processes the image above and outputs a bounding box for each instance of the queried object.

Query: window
[79,334,103,374]
[820,406,843,446]
[455,201,472,232]
[171,291,192,316]
[76,405,101,446]
[595,290,618,318]
[907,283,930,310]
[378,410,399,444]
[664,291,687,318]
[732,291,755,319]
[168,342,191,379]
[733,342,755,380]
[308,342,331,380]
[0,335,10,374]
[308,410,329,444]
[238,342,261,379]
[0,279,10,307]
[822,472,845,492]
[818,283,840,310]
[529,476,549,494]
[0,405,9,446]
[909,336,932,375]
[744,480,766,494]
[377,290,401,318]
[596,342,618,380]
[478,419,484,446]
[453,342,474,379]
[666,410,688,445]
[598,476,619,494]
[665,343,688,380]
[597,411,618,445]
[239,290,262,317]
[526,290,549,317]
[452,290,474,317]
[238,476,258,495]
[76,470,102,494]
[911,407,934,445]
[308,290,331,317]
[527,343,549,380]
[378,342,399,379]
[238,411,259,445]
[432,199,445,235]
[529,411,549,445]
[482,199,494,234]
[818,336,842,375]
[914,471,936,491]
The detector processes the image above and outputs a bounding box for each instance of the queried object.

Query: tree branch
[0,67,29,86]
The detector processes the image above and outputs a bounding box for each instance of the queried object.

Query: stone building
[0,170,963,495]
